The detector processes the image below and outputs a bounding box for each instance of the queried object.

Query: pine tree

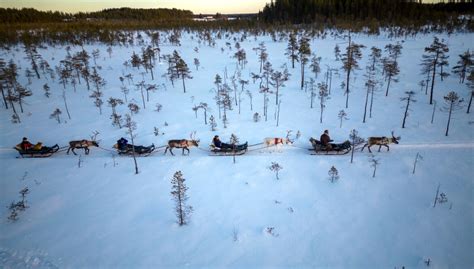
[421,37,449,105]
[452,49,473,84]
[257,42,268,73]
[285,31,299,69]
[298,36,311,90]
[442,91,463,136]
[174,51,192,93]
[341,37,365,108]
[234,49,247,69]
[338,110,348,128]
[328,166,339,183]
[50,108,62,124]
[170,171,193,226]
[310,55,321,79]
[24,44,42,79]
[318,82,329,124]
[124,114,139,174]
[43,83,50,98]
[230,133,239,163]
[466,70,474,113]
[349,129,365,163]
[209,115,217,131]
[270,66,290,106]
[383,59,399,97]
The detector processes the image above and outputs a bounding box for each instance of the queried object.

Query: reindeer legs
[182,147,190,155]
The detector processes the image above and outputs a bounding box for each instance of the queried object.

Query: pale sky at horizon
[0,0,270,14]
[0,0,446,14]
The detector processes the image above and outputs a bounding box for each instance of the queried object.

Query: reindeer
[67,140,99,155]
[164,132,200,156]
[361,131,400,153]
[264,131,294,152]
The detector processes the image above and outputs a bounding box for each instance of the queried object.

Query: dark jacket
[117,138,128,150]
[320,133,331,146]
[213,137,222,148]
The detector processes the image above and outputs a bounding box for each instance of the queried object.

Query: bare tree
[170,171,193,226]
[412,152,423,175]
[268,162,283,180]
[369,154,380,178]
[62,89,72,120]
[401,91,416,128]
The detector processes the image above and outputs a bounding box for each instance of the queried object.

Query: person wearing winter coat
[212,135,232,149]
[32,142,43,151]
[20,137,33,150]
[117,137,128,150]
[320,130,333,150]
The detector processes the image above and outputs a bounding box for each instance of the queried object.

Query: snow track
[0,141,472,160]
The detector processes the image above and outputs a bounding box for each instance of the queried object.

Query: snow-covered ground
[0,30,473,268]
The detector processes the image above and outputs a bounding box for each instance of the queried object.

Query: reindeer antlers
[90,130,100,141]
[190,131,200,142]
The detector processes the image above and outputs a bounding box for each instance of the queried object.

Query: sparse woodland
[0,2,473,268]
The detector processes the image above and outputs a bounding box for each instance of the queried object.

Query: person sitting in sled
[212,135,232,149]
[32,142,43,151]
[20,137,33,150]
[117,137,128,150]
[320,130,333,150]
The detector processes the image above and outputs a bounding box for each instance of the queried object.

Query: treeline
[0,7,193,24]
[259,0,474,25]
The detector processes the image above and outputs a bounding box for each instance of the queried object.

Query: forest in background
[0,0,473,45]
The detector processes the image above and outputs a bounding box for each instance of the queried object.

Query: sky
[0,0,270,14]
[0,0,448,14]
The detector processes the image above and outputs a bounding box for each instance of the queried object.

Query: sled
[309,138,351,155]
[209,142,248,156]
[114,143,155,156]
[14,144,60,158]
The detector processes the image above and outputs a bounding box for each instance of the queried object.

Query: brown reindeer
[361,131,400,153]
[164,140,199,155]
[67,140,99,155]
[164,132,200,156]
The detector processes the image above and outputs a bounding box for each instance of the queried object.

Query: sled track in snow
[389,142,474,149]
[0,142,472,159]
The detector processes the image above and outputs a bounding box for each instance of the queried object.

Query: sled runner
[309,138,351,155]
